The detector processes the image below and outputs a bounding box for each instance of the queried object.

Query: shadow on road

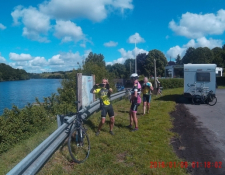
[154,94,192,104]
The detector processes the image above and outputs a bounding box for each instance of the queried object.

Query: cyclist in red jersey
[127,73,141,131]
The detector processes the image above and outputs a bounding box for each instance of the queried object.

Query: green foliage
[84,52,105,68]
[212,47,225,67]
[182,46,225,67]
[143,49,168,78]
[82,52,115,86]
[57,70,77,105]
[175,54,182,65]
[0,63,29,81]
[110,63,126,78]
[149,78,184,89]
[123,58,135,78]
[137,53,147,75]
[0,105,53,153]
[216,77,225,86]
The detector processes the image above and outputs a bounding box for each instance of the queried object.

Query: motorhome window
[196,72,210,82]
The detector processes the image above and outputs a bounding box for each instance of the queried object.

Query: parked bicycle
[67,101,90,163]
[191,89,217,106]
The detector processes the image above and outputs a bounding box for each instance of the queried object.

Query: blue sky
[0,0,225,73]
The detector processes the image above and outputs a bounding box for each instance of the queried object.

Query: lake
[0,79,62,115]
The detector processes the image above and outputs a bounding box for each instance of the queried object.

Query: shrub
[216,77,225,86]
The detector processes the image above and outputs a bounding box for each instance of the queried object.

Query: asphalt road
[184,89,225,163]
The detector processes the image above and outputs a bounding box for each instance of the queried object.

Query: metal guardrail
[7,90,126,175]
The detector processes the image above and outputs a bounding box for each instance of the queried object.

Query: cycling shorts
[101,104,114,118]
[130,102,139,113]
[143,94,151,103]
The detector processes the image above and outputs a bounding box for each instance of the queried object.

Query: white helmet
[130,73,139,79]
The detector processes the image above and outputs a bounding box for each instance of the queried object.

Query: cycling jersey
[93,88,111,106]
[131,80,141,104]
[142,82,152,95]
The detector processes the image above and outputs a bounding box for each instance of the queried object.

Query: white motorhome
[184,64,216,98]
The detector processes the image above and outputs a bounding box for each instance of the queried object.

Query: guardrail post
[57,115,63,128]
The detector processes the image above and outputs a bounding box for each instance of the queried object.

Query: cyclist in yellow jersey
[93,78,115,136]
[142,77,153,114]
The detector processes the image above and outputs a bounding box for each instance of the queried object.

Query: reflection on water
[0,79,62,115]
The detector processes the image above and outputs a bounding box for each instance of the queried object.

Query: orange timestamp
[150,161,188,168]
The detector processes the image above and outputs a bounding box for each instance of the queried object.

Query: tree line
[175,45,225,67]
[0,63,29,81]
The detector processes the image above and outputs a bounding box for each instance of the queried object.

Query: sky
[0,0,225,73]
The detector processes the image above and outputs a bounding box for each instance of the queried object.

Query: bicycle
[191,89,217,106]
[67,101,90,163]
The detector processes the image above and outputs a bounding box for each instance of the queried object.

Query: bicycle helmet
[130,73,139,79]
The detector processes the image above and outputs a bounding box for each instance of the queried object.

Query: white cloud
[104,41,118,47]
[48,54,64,65]
[54,20,84,43]
[39,0,133,22]
[169,9,225,38]
[30,57,48,66]
[7,50,92,73]
[0,23,6,30]
[128,33,145,43]
[11,6,51,42]
[9,52,33,61]
[106,47,148,65]
[166,46,186,58]
[184,37,223,49]
[166,37,223,58]
[0,53,6,62]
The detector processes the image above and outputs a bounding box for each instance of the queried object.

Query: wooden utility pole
[154,59,157,94]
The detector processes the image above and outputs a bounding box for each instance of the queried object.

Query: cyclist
[93,78,115,136]
[142,77,153,114]
[127,73,141,131]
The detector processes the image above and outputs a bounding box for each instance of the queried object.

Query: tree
[82,52,114,84]
[84,52,105,68]
[106,64,112,72]
[211,47,224,67]
[193,47,213,64]
[136,53,147,76]
[123,59,135,78]
[222,44,225,51]
[143,49,167,78]
[182,47,196,64]
[182,47,213,64]
[110,63,126,78]
[175,54,182,65]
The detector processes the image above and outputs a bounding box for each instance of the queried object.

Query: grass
[38,88,187,175]
[218,85,225,89]
[1,88,188,175]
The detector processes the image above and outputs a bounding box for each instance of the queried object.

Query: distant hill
[29,70,73,79]
[0,63,30,81]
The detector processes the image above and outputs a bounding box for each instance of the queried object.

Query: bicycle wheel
[208,96,217,106]
[68,127,90,163]
[192,95,201,104]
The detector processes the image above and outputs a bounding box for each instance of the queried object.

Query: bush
[146,78,184,89]
[216,77,225,86]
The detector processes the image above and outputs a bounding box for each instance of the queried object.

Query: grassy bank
[38,88,187,175]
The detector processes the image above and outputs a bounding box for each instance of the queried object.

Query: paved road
[184,89,225,162]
